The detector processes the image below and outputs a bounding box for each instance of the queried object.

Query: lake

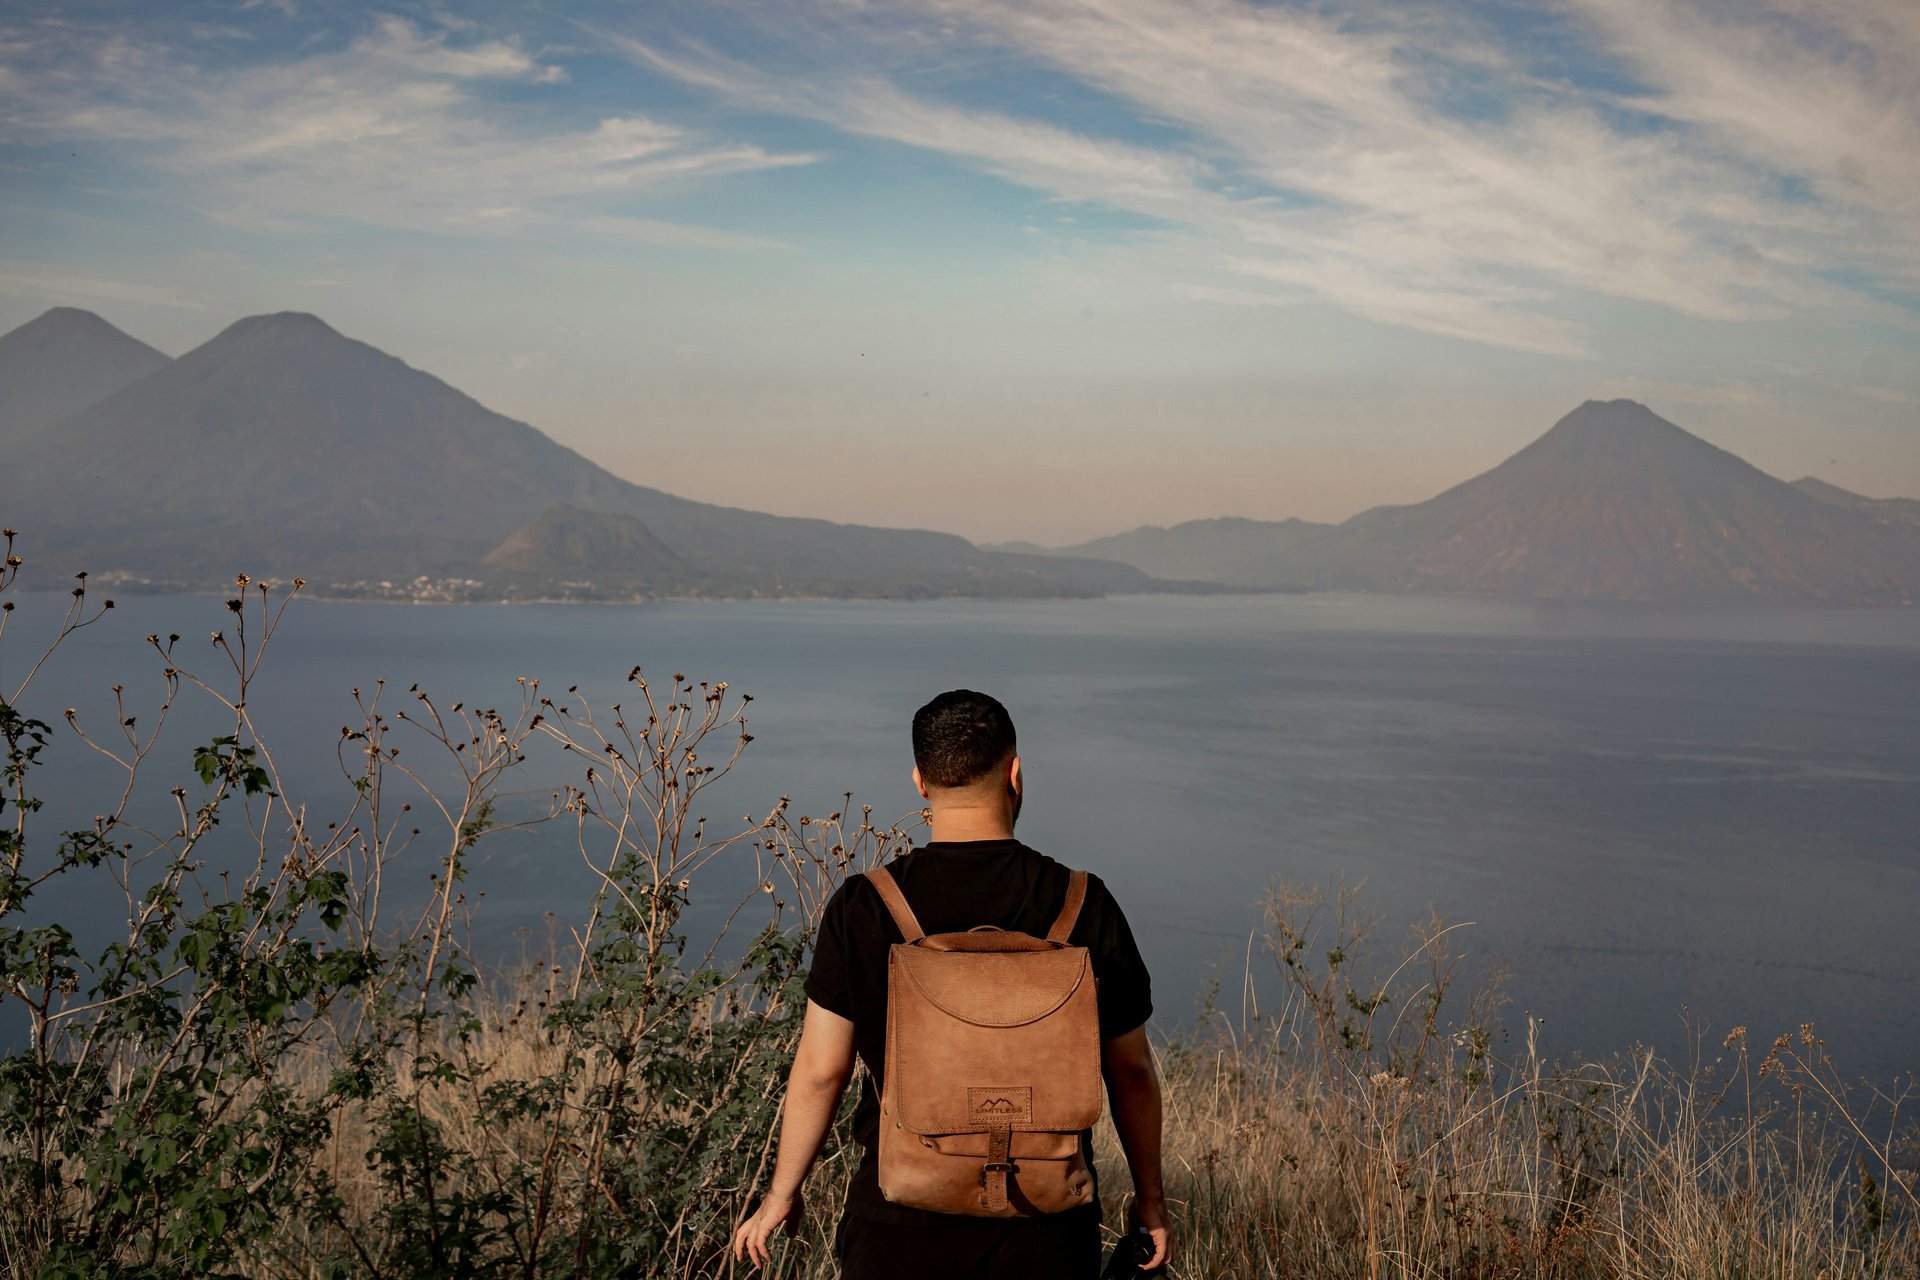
[7,591,1918,1083]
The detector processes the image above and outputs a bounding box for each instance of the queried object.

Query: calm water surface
[10,592,1918,1082]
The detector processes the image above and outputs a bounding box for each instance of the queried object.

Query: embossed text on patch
[967,1086,1033,1124]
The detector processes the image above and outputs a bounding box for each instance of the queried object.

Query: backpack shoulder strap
[863,866,925,943]
[1045,869,1089,944]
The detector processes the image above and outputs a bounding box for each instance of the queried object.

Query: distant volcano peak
[1554,398,1682,433]
[0,306,171,443]
[186,311,388,381]
[212,311,343,344]
[34,305,115,327]
[1525,399,1717,471]
[13,305,158,346]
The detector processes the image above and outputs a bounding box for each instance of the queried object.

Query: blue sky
[1,0,1916,542]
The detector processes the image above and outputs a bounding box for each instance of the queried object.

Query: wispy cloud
[4,1,1912,365]
[1566,0,1920,286]
[0,15,815,239]
[602,0,1918,353]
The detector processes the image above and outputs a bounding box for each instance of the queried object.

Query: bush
[0,540,908,1278]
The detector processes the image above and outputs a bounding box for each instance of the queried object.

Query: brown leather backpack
[864,864,1103,1217]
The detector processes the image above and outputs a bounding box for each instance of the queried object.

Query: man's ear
[912,765,929,800]
[1008,755,1022,797]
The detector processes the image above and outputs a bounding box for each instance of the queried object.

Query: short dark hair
[912,690,1017,788]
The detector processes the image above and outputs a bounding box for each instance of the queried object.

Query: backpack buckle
[979,1160,1016,1184]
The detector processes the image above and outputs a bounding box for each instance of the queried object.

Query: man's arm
[732,1000,857,1269]
[1103,1025,1173,1270]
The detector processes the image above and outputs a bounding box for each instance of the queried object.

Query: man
[733,689,1173,1278]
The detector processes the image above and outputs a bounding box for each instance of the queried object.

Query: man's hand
[730,1002,854,1269]
[1104,1026,1171,1270]
[731,1191,803,1269]
[1130,1194,1173,1271]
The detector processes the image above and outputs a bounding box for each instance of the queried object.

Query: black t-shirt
[805,839,1153,1224]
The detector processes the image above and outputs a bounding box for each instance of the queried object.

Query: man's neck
[925,806,1015,844]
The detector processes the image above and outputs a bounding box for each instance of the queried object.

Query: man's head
[911,690,1021,828]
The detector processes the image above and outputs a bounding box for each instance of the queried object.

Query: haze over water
[18,591,1919,1085]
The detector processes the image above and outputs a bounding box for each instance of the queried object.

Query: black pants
[835,1209,1101,1280]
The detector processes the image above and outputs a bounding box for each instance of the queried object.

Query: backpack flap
[886,941,1103,1136]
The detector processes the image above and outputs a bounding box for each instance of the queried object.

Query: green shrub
[0,540,904,1279]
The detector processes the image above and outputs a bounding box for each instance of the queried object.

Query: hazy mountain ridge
[4,309,1911,604]
[1791,476,1920,530]
[3,311,643,582]
[1309,402,1918,601]
[0,307,171,446]
[1042,401,1920,604]
[1052,516,1336,585]
[0,308,1167,600]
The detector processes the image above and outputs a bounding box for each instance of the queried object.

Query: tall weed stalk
[0,535,908,1279]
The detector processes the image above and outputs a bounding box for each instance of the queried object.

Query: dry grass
[250,887,1916,1280]
[1130,1022,1916,1279]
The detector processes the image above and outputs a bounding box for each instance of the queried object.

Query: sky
[1,0,1916,545]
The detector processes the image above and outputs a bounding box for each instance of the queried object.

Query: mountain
[1041,401,1920,604]
[1052,516,1334,586]
[2,311,641,582]
[0,311,1165,599]
[0,307,171,446]
[1791,477,1920,530]
[481,505,693,598]
[1306,401,1919,601]
[10,311,1904,605]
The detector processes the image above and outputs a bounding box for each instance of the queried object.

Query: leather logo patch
[967,1086,1033,1123]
